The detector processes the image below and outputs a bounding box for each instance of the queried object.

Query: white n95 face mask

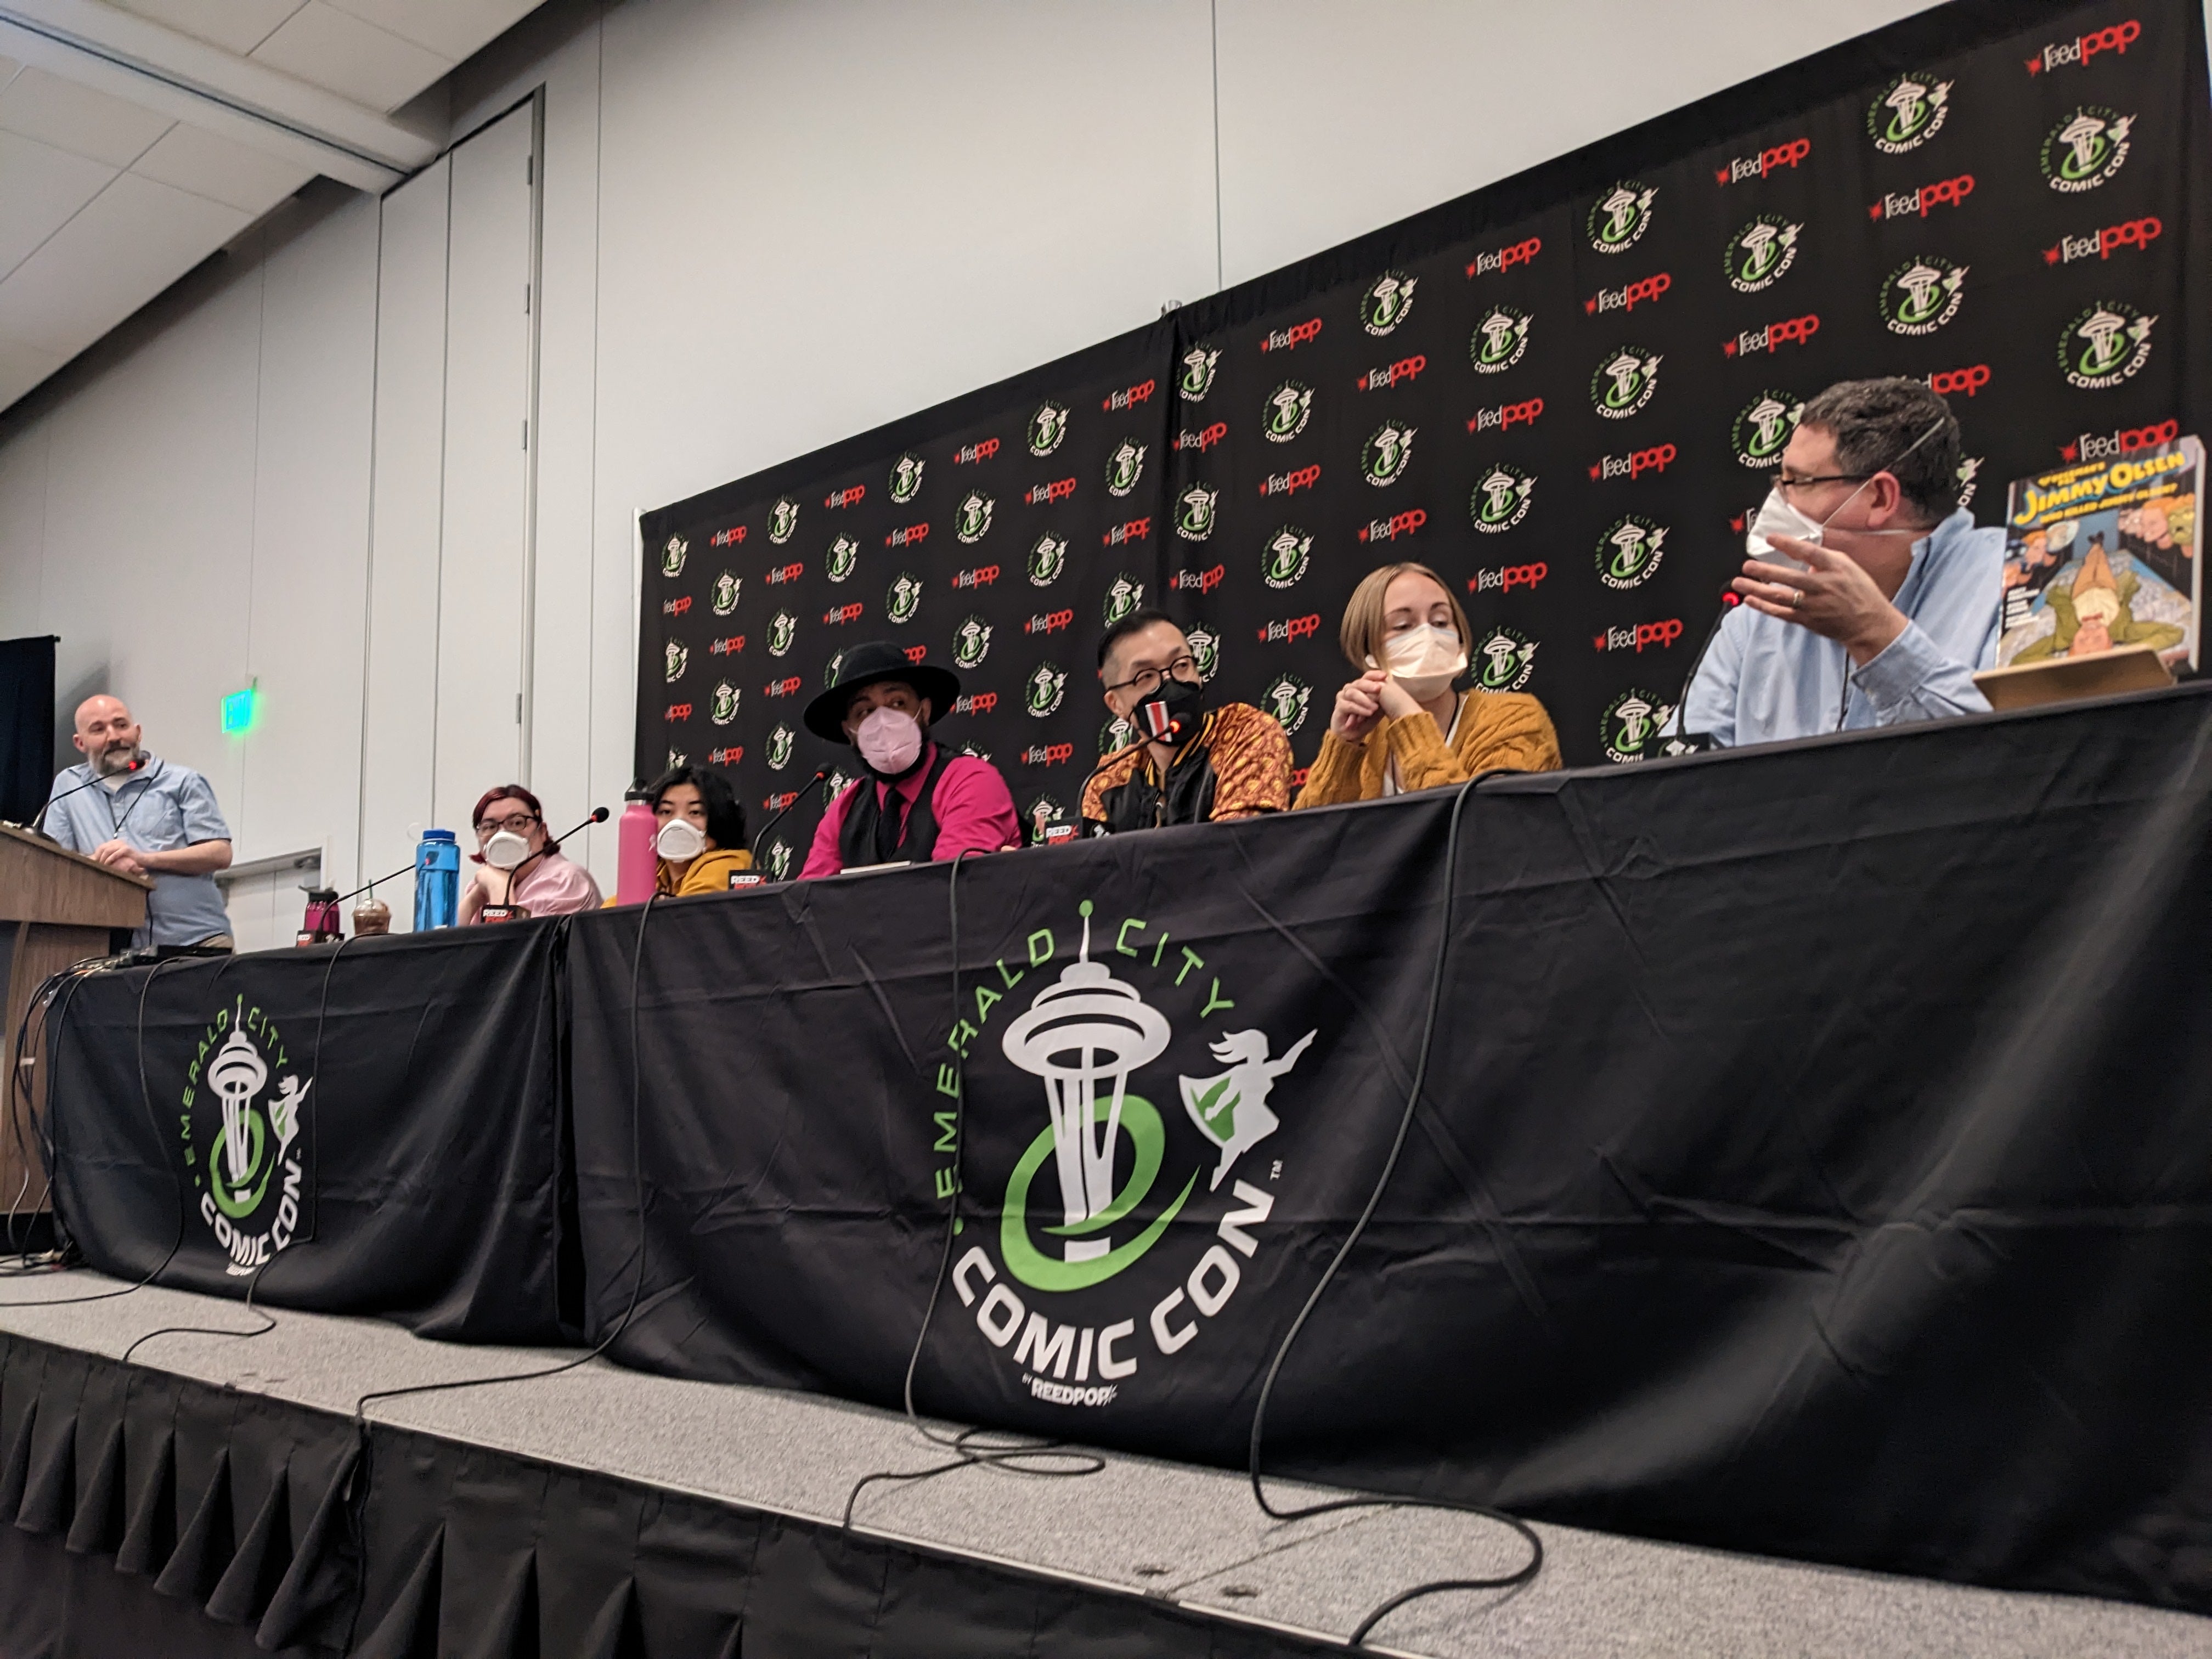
[654,816,707,862]
[1369,624,1469,703]
[1745,488,1829,563]
[483,828,531,869]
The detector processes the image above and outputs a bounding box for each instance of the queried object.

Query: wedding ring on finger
[1789,587,1805,608]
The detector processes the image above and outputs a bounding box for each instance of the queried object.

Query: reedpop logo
[1589,443,1676,482]
[1584,273,1670,315]
[2025,20,2141,74]
[1356,509,1426,545]
[1724,315,1818,357]
[1869,173,1973,221]
[1468,562,1547,595]
[1465,235,1541,278]
[1714,137,1809,185]
[2044,216,2160,264]
[1466,398,1542,435]
[1357,356,1426,392]
[2062,418,2177,461]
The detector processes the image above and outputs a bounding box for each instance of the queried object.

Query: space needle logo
[951,901,1316,1407]
[180,996,313,1276]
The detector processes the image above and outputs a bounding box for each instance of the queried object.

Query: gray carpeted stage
[1,1269,2203,1658]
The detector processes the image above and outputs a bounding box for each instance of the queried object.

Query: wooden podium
[1,824,150,1222]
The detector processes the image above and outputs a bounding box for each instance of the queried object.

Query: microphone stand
[336,808,611,907]
[24,758,145,839]
[751,770,830,867]
[1662,599,1737,745]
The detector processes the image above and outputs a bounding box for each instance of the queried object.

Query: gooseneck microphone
[28,757,143,838]
[503,806,612,890]
[751,770,831,865]
[337,806,612,905]
[1663,596,1739,743]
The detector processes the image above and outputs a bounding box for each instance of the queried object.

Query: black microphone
[1662,592,1741,747]
[751,770,830,865]
[339,807,612,907]
[500,806,611,888]
[29,756,143,837]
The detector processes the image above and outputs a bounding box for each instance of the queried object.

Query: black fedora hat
[803,640,963,743]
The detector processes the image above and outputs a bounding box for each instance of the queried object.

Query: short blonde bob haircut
[1337,561,1471,672]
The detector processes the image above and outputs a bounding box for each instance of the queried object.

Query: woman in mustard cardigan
[1294,561,1561,808]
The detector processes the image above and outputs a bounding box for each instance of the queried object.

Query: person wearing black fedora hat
[798,640,1020,878]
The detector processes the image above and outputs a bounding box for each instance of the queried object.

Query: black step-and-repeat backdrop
[639,0,2210,871]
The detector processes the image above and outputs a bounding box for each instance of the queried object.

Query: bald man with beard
[40,695,233,949]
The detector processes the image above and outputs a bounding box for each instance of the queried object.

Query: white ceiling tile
[324,0,542,62]
[0,130,116,280]
[0,333,67,409]
[108,0,308,57]
[0,172,246,357]
[0,67,174,168]
[0,54,21,93]
[131,123,314,215]
[249,2,453,113]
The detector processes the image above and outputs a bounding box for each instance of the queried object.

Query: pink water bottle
[616,781,657,906]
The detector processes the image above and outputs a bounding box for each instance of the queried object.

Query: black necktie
[873,783,906,865]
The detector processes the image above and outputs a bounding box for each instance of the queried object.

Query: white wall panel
[359,155,449,904]
[240,191,377,875]
[430,101,535,833]
[31,266,262,826]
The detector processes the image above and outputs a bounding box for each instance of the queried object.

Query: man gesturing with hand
[1681,377,2003,747]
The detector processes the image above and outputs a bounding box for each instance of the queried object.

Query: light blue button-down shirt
[41,753,233,946]
[1681,507,2004,748]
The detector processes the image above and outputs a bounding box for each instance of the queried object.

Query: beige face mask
[1368,624,1468,702]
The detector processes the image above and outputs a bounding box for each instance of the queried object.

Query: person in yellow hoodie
[646,764,753,895]
[1295,561,1560,808]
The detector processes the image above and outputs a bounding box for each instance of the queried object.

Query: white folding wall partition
[357,99,542,916]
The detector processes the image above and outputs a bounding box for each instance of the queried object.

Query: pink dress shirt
[800,746,1019,878]
[462,848,604,921]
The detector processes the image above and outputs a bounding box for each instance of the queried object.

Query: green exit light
[222,685,257,734]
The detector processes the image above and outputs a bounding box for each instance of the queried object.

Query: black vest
[838,743,954,869]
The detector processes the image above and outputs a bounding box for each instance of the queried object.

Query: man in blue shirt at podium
[40,695,234,949]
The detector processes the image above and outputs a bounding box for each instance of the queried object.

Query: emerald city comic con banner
[573,686,2212,1613]
[47,927,573,1342]
[639,0,2211,864]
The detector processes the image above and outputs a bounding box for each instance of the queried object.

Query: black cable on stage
[4,960,101,1263]
[108,935,354,1363]
[840,851,1103,1532]
[349,900,660,1425]
[0,955,204,1308]
[1244,771,1544,1647]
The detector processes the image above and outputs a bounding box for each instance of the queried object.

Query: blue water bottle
[413,828,460,930]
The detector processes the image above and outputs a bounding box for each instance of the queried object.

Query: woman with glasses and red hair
[458,784,603,922]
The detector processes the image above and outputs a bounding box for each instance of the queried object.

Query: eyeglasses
[1104,654,1198,698]
[1774,472,1871,495]
[475,812,539,835]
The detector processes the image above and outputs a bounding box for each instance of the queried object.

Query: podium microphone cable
[3,959,101,1266]
[0,956,200,1307]
[1244,770,1544,1646]
[842,850,1104,1531]
[350,896,663,1426]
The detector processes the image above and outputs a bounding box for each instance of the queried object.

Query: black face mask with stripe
[1134,674,1206,748]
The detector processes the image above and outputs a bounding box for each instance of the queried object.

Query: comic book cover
[1999,439,2202,672]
